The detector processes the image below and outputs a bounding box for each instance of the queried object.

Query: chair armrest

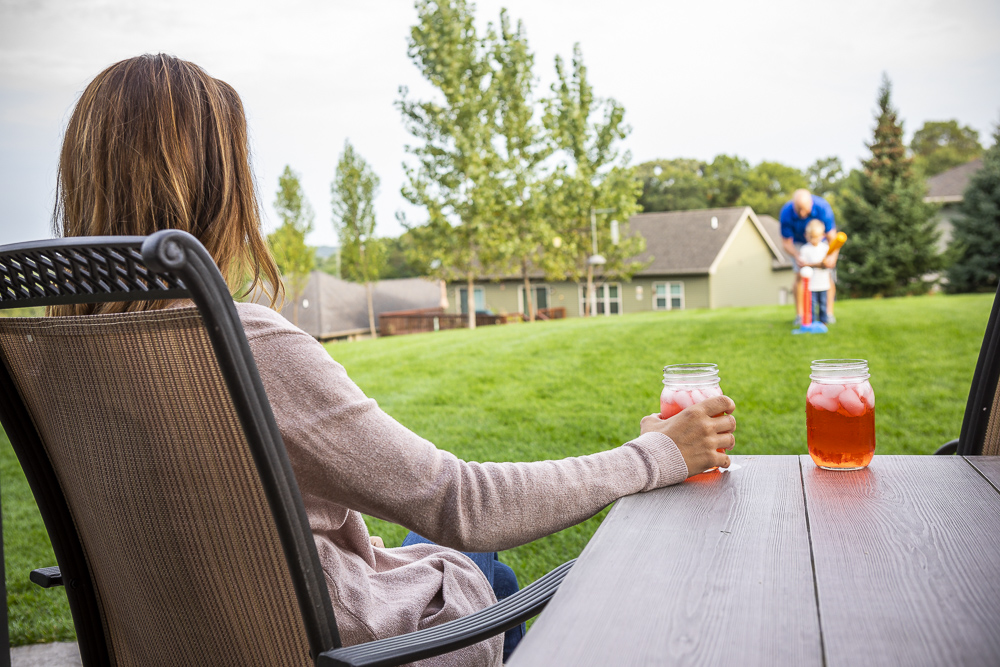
[30,566,63,588]
[934,439,960,455]
[318,558,575,667]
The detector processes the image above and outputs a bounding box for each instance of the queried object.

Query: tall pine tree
[839,75,940,297]
[946,125,1000,293]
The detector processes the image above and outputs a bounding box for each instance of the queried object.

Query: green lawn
[1,293,992,644]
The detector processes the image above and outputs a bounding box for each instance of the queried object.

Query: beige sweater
[238,303,689,665]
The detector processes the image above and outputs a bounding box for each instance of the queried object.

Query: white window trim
[578,282,623,316]
[653,281,685,311]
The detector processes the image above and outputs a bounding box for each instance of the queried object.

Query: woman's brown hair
[51,53,281,315]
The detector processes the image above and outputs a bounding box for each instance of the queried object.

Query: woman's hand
[640,395,736,477]
[370,536,385,549]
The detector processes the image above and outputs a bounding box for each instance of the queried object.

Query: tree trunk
[366,281,377,339]
[522,260,534,322]
[586,264,594,317]
[467,272,476,330]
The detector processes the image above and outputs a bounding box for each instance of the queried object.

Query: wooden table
[509,455,1000,666]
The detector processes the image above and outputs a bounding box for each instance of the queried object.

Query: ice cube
[859,381,875,408]
[690,388,707,404]
[838,389,866,417]
[807,383,821,399]
[809,393,840,412]
[674,390,695,409]
[820,383,845,399]
[704,386,724,398]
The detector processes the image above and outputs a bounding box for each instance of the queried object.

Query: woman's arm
[242,305,732,552]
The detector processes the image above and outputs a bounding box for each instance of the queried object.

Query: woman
[52,54,736,665]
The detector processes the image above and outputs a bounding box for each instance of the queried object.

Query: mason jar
[806,359,876,470]
[661,363,725,471]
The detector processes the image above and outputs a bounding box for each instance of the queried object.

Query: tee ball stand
[793,266,828,335]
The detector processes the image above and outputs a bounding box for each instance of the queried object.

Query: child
[798,219,832,325]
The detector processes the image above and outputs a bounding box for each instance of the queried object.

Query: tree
[399,0,503,329]
[838,76,940,297]
[380,231,430,280]
[268,166,315,327]
[332,141,384,338]
[911,120,983,178]
[736,161,808,218]
[635,159,708,212]
[543,44,644,316]
[806,156,849,220]
[487,10,552,321]
[702,154,751,208]
[946,125,1000,292]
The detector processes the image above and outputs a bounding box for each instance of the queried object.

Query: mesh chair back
[0,308,313,666]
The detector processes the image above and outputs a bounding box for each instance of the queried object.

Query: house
[924,158,982,252]
[448,206,794,318]
[263,272,446,340]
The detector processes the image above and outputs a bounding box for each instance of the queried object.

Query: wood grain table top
[508,455,1000,667]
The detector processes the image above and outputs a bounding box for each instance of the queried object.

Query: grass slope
[1,294,991,644]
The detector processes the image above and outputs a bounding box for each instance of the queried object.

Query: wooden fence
[379,308,524,337]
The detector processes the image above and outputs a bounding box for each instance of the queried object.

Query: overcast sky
[1,0,998,247]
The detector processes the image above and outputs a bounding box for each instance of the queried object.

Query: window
[578,283,623,316]
[518,285,550,315]
[458,287,486,314]
[653,282,685,311]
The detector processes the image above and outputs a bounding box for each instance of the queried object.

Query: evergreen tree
[268,166,316,326]
[946,126,1000,293]
[332,140,384,338]
[839,76,940,297]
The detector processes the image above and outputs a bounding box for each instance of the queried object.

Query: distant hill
[314,245,338,260]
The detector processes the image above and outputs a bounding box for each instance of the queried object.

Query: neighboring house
[448,207,794,318]
[924,158,983,252]
[261,272,445,340]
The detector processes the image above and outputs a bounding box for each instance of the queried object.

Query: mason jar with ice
[661,363,725,468]
[806,359,876,470]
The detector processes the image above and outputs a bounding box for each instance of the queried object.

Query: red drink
[806,360,876,470]
[661,363,727,471]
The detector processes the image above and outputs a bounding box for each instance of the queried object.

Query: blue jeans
[812,290,828,324]
[402,532,525,661]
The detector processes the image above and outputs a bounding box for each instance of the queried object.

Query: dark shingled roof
[925,158,983,202]
[630,207,787,275]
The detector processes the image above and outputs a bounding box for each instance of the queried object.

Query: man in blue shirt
[780,189,840,324]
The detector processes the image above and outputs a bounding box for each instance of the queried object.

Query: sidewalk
[11,642,81,667]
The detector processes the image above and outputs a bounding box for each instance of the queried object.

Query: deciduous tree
[736,161,808,218]
[332,141,384,338]
[635,159,708,212]
[268,165,315,326]
[543,44,644,316]
[911,120,983,178]
[399,0,503,329]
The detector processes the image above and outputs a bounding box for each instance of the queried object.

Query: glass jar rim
[663,363,719,386]
[810,358,870,382]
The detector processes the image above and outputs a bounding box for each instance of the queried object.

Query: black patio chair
[935,279,1000,456]
[0,230,572,667]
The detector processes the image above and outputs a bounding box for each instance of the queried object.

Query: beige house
[924,158,982,253]
[449,206,794,318]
